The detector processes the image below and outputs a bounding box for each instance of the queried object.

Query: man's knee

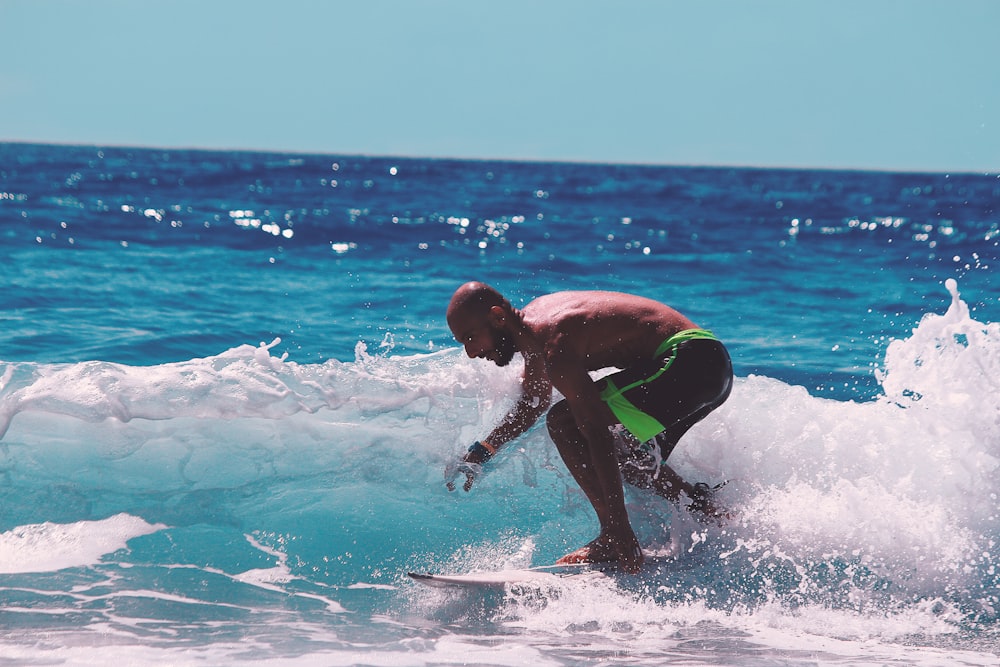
[545,401,575,439]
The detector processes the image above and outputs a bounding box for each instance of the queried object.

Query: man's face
[484,322,517,367]
[450,315,517,367]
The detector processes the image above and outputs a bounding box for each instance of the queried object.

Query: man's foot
[556,536,644,573]
[556,538,618,565]
[688,481,733,522]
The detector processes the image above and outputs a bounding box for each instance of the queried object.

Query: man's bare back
[520,291,699,373]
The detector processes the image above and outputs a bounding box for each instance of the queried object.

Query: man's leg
[618,431,729,520]
[546,401,613,530]
[546,401,639,565]
[648,463,693,501]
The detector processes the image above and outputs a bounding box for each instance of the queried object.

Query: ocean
[0,142,998,666]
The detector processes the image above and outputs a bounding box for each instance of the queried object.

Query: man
[444,282,733,573]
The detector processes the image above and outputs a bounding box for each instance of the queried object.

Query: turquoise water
[1,143,998,665]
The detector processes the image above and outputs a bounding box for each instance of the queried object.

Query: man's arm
[446,352,552,492]
[469,351,552,463]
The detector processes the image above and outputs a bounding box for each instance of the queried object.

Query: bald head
[446,282,519,366]
[446,282,512,324]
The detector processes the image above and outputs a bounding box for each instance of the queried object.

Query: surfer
[443,282,733,573]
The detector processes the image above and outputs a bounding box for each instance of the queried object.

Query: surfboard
[408,549,676,590]
[407,566,603,589]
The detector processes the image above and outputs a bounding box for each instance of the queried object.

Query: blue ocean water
[1,142,998,665]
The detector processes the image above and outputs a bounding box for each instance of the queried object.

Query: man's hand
[444,458,483,492]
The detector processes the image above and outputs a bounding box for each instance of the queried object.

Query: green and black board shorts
[598,328,733,448]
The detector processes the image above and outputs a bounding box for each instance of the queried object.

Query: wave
[0,281,997,650]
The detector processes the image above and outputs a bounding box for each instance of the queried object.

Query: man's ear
[487,305,507,327]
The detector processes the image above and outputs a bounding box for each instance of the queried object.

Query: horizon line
[2,138,996,178]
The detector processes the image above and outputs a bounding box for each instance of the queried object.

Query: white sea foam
[0,336,514,438]
[0,513,165,574]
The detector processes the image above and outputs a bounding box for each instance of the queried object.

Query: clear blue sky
[2,0,998,172]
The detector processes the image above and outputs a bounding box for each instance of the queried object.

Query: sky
[1,0,998,173]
